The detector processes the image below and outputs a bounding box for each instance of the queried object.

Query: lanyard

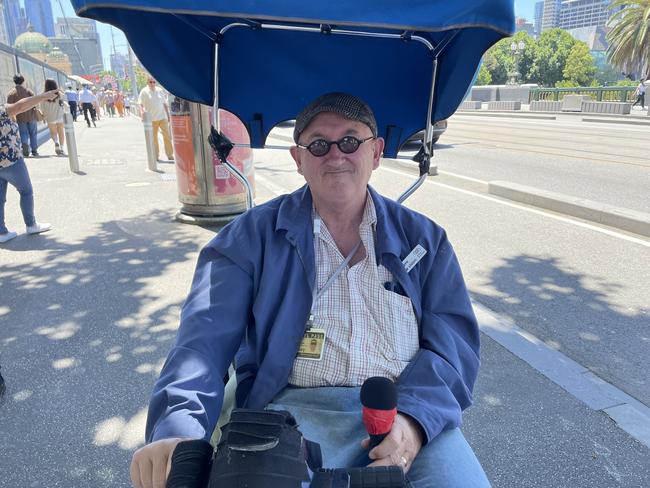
[311,218,362,315]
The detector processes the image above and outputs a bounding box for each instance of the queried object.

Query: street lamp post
[507,40,526,85]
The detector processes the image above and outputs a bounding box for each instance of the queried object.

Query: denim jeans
[18,121,38,153]
[0,159,35,233]
[268,386,491,488]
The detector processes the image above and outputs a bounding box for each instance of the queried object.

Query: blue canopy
[72,1,514,157]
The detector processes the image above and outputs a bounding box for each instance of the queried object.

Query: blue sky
[48,0,537,71]
[515,0,539,21]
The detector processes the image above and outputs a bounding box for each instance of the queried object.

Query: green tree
[555,79,580,88]
[475,63,492,85]
[483,31,537,84]
[122,65,149,94]
[530,28,577,86]
[481,50,507,84]
[606,0,650,78]
[612,78,637,86]
[562,42,596,86]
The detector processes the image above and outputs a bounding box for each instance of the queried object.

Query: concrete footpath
[0,116,648,487]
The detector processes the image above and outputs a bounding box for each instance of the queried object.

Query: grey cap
[293,92,377,143]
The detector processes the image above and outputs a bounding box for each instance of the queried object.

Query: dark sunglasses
[297,135,375,157]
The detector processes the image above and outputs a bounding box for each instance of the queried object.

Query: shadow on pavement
[0,209,212,487]
[467,254,649,487]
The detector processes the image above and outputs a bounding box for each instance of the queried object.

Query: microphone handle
[368,433,388,450]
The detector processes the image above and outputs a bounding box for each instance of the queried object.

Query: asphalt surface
[0,114,648,487]
[418,114,650,214]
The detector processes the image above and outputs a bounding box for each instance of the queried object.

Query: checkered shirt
[288,195,420,387]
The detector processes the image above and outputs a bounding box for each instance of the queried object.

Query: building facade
[534,1,544,36]
[13,27,50,63]
[51,18,103,76]
[542,0,562,31]
[110,51,128,79]
[541,0,614,32]
[515,17,535,36]
[25,0,54,37]
[50,37,102,76]
[0,2,8,45]
[55,17,98,39]
[559,0,612,30]
[2,0,26,46]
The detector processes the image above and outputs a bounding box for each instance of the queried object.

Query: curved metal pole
[397,174,427,204]
[212,22,458,206]
[212,37,255,208]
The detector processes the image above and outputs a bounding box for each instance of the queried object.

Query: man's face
[148,79,156,90]
[290,112,383,206]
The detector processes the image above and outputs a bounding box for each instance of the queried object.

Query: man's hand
[130,437,187,488]
[361,413,424,473]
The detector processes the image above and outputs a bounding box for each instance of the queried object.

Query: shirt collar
[310,189,377,229]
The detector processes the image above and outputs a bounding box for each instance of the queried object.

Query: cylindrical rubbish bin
[170,97,255,225]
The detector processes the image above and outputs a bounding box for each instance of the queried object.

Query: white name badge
[402,245,427,273]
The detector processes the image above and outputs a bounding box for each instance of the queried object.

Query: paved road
[0,116,648,487]
[405,114,650,214]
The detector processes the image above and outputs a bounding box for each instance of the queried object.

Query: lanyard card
[296,328,326,361]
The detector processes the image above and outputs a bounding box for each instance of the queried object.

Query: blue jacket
[146,185,480,444]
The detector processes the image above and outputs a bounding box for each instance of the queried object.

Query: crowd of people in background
[64,83,135,126]
[1,72,171,167]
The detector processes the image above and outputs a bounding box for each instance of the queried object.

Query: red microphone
[360,377,397,449]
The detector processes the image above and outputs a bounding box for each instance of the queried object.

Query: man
[138,77,174,161]
[632,79,646,110]
[6,74,39,157]
[64,84,78,121]
[131,93,488,488]
[79,85,97,127]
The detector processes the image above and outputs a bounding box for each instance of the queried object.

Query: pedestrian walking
[97,89,105,119]
[139,77,174,161]
[64,84,78,121]
[124,96,131,115]
[105,90,115,117]
[40,79,67,156]
[79,85,97,127]
[631,79,646,109]
[0,87,56,243]
[6,74,39,157]
[115,90,125,117]
[92,88,101,121]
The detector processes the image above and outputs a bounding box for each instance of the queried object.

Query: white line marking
[379,166,650,248]
[437,170,487,184]
[475,302,650,448]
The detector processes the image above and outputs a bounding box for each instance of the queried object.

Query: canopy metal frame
[197,19,460,209]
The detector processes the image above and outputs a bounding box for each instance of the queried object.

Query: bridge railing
[529,87,637,103]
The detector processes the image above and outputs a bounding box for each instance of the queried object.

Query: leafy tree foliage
[475,63,492,85]
[606,0,650,78]
[122,65,149,94]
[530,29,577,86]
[481,28,610,87]
[562,42,596,86]
[483,31,536,84]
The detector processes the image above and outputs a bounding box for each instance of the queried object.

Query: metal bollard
[142,112,158,171]
[63,113,80,172]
